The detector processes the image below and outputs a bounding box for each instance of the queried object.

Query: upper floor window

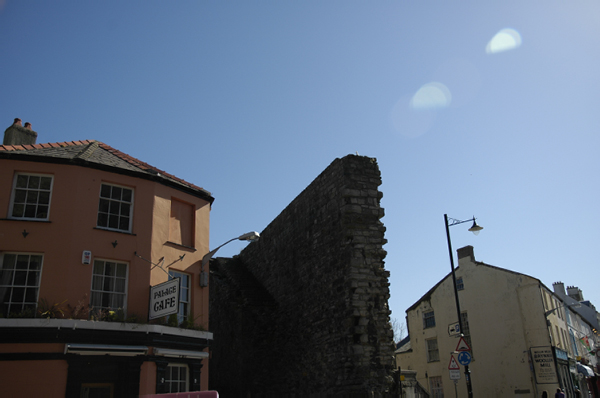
[423,310,435,329]
[426,338,440,362]
[90,259,128,315]
[456,277,464,291]
[9,173,53,220]
[169,271,190,325]
[97,183,133,232]
[0,253,43,317]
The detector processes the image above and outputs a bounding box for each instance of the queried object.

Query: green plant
[37,299,67,319]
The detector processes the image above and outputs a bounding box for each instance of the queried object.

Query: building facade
[396,245,599,398]
[0,119,214,397]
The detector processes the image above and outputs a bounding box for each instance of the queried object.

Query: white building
[396,246,599,398]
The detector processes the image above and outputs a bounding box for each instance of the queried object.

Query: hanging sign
[149,278,180,320]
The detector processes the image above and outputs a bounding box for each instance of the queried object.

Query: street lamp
[200,231,260,287]
[544,302,581,317]
[444,214,483,398]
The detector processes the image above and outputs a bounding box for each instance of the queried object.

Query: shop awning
[577,363,594,377]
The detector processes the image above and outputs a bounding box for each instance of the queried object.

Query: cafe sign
[149,278,180,320]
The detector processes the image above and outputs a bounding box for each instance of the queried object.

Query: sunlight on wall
[486,28,522,54]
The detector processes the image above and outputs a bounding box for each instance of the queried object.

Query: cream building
[396,246,598,398]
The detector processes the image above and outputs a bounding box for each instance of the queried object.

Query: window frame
[169,271,190,325]
[456,277,464,291]
[8,172,54,221]
[0,252,44,317]
[165,363,188,393]
[426,338,440,362]
[429,375,444,398]
[96,183,134,233]
[89,259,129,316]
[423,310,436,329]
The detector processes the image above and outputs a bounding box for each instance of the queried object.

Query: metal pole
[444,214,474,398]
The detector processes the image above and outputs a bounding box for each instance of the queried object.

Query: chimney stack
[3,118,38,146]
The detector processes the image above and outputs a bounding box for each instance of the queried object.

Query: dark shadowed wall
[210,155,396,397]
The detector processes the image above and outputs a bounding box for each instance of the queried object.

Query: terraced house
[0,118,214,397]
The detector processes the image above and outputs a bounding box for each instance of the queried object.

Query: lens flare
[410,82,452,110]
[486,28,522,54]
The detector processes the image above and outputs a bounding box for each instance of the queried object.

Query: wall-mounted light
[200,231,260,287]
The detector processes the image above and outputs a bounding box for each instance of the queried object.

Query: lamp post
[200,231,260,287]
[444,214,482,398]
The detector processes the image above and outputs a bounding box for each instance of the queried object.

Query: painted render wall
[0,157,212,393]
[399,246,560,398]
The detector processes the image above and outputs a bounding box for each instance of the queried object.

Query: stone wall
[209,155,396,397]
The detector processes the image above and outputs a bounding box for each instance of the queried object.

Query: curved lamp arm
[200,231,260,287]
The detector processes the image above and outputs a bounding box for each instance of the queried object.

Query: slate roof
[0,139,214,204]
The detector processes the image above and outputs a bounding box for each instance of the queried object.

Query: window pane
[111,186,122,200]
[122,188,132,202]
[15,175,28,188]
[108,214,119,229]
[40,177,52,190]
[14,189,26,203]
[25,287,37,302]
[119,216,130,231]
[100,184,111,198]
[97,212,108,227]
[26,191,39,204]
[24,204,37,218]
[3,254,17,269]
[115,278,125,293]
[11,203,24,217]
[28,176,40,189]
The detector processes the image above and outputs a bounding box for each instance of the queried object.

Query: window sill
[1,218,51,223]
[165,241,196,252]
[94,227,136,236]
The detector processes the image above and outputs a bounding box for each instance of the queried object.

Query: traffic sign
[457,351,472,366]
[448,354,460,370]
[449,369,460,380]
[449,369,461,380]
[448,322,461,337]
[456,337,471,352]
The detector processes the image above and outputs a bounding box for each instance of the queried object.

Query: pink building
[0,118,214,397]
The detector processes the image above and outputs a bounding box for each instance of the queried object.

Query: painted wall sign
[530,346,559,384]
[149,278,180,320]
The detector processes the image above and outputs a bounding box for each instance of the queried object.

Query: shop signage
[149,278,180,320]
[531,346,559,384]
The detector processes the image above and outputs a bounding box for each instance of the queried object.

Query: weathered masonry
[210,155,396,397]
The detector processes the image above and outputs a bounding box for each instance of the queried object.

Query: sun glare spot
[410,82,452,110]
[486,28,522,54]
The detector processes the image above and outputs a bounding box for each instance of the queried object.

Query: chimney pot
[4,118,38,145]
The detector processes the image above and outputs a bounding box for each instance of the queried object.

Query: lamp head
[468,218,483,235]
[238,231,260,241]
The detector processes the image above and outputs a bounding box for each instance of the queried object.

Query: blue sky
[2,1,599,329]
